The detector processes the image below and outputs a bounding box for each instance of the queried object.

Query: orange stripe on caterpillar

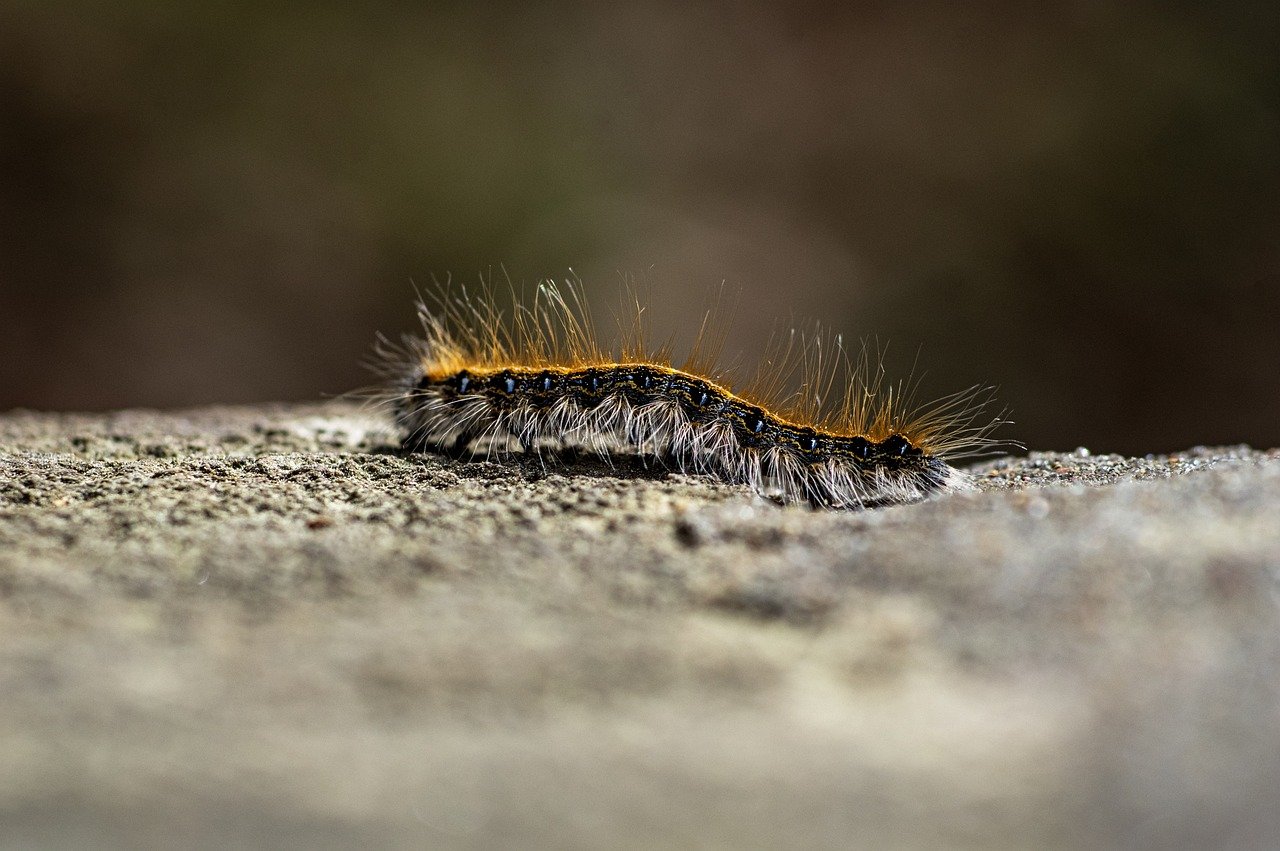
[376,278,1006,509]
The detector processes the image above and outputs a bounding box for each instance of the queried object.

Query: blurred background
[2,1,1278,455]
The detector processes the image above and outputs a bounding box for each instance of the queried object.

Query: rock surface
[2,403,1278,849]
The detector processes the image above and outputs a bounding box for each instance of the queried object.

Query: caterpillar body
[381,280,1002,510]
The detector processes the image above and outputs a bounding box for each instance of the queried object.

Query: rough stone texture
[2,403,1278,849]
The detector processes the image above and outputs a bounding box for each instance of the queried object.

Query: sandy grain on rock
[2,403,1279,849]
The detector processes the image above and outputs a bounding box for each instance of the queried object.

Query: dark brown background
[3,2,1278,455]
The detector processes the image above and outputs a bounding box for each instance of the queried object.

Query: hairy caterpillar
[376,279,1003,509]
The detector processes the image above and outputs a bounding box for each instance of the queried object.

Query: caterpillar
[376,279,1004,509]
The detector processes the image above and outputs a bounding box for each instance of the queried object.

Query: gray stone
[2,403,1278,849]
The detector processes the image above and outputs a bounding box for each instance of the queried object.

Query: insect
[375,278,1003,509]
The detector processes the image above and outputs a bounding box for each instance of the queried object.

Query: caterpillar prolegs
[380,280,1003,509]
